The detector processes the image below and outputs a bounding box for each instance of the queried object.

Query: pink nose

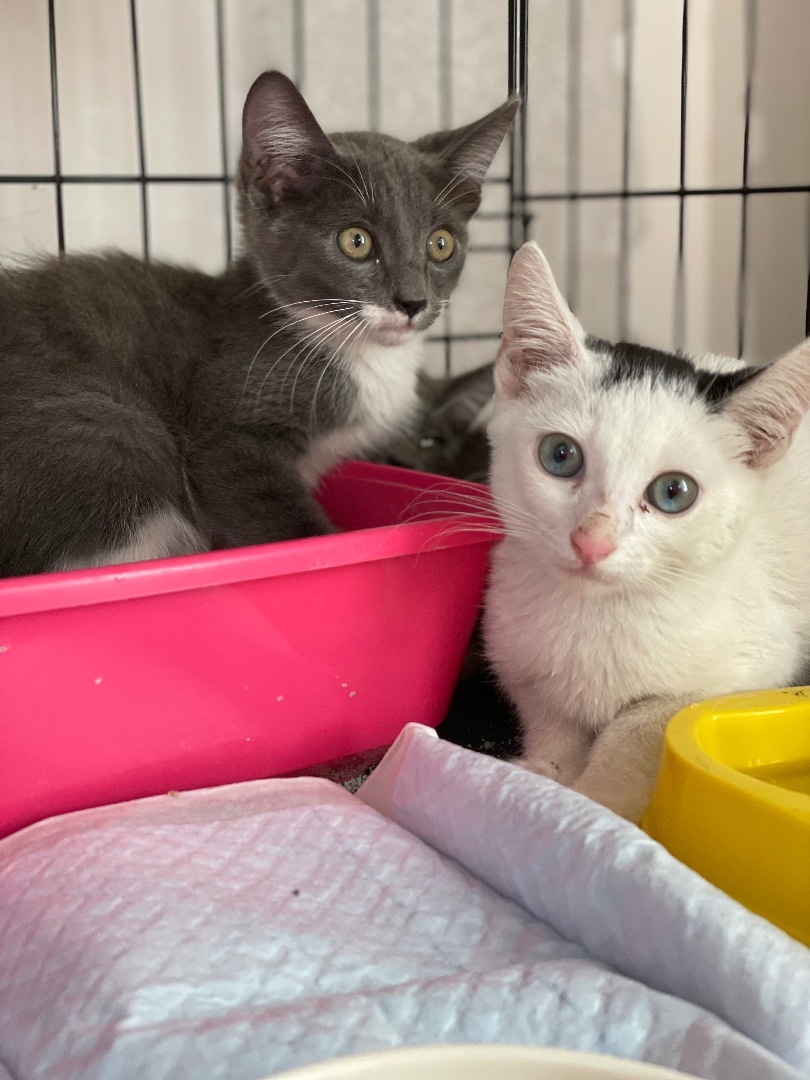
[570,528,616,566]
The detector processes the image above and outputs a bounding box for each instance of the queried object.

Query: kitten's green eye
[646,473,699,514]
[427,229,455,263]
[538,433,583,478]
[337,227,373,260]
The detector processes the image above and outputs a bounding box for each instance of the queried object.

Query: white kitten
[482,240,810,823]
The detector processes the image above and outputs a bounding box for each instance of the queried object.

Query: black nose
[394,297,427,320]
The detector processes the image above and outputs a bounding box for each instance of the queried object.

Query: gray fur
[383,363,494,481]
[0,71,517,577]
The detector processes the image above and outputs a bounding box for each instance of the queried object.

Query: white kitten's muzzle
[570,511,618,567]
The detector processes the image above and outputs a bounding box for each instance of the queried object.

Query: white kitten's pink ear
[723,338,810,468]
[495,241,584,398]
[241,71,336,206]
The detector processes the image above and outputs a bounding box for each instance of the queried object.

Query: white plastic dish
[271,1045,693,1079]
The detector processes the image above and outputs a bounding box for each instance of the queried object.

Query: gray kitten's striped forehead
[586,335,765,409]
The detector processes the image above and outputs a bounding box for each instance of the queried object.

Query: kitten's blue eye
[646,473,698,514]
[537,433,583,478]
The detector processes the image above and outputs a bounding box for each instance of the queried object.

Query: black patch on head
[588,335,766,409]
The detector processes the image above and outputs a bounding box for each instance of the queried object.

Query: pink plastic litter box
[0,461,497,838]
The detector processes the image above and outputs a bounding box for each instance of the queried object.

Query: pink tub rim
[0,461,496,619]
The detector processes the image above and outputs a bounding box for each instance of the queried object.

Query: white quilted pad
[0,724,807,1080]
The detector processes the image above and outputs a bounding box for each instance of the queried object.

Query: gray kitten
[0,71,517,577]
[384,362,494,481]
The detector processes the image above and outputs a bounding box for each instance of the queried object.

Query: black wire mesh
[617,0,633,341]
[214,0,233,264]
[46,0,64,255]
[508,0,529,254]
[565,0,581,312]
[737,0,755,357]
[128,0,149,260]
[516,1,809,360]
[674,0,689,350]
[2,0,810,368]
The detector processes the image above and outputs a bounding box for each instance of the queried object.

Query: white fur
[483,242,810,822]
[298,332,423,489]
[57,508,208,572]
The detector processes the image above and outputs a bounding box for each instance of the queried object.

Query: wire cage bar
[2,1,810,371]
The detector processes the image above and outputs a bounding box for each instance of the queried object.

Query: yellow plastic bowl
[642,688,810,946]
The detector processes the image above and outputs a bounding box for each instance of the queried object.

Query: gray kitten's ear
[495,241,584,397]
[437,363,495,432]
[414,96,520,213]
[723,339,810,468]
[241,71,336,205]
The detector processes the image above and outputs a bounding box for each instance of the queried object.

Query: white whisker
[254,311,359,415]
[433,167,468,206]
[436,189,477,211]
[308,315,369,429]
[287,313,362,414]
[343,143,372,206]
[259,298,358,319]
[240,305,355,409]
[304,151,368,204]
[228,272,289,305]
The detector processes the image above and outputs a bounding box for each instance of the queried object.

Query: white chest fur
[485,532,809,735]
[298,335,423,489]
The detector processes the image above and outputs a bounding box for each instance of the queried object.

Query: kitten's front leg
[515,738,591,786]
[511,684,593,785]
[188,428,335,547]
[572,693,695,823]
